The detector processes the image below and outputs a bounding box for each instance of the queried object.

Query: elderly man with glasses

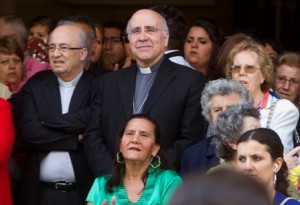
[274,52,300,149]
[17,23,96,205]
[84,9,207,175]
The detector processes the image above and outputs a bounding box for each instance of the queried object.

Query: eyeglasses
[46,44,84,53]
[128,26,163,38]
[275,75,300,86]
[230,64,259,74]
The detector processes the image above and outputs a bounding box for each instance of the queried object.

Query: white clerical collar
[139,67,152,74]
[58,71,83,88]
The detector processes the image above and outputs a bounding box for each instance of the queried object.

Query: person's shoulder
[157,168,181,179]
[276,98,298,112]
[0,97,10,107]
[275,191,300,205]
[183,138,210,156]
[101,66,136,80]
[164,58,197,73]
[27,70,54,82]
[207,162,234,175]
[81,70,97,81]
[24,70,54,88]
[94,174,112,184]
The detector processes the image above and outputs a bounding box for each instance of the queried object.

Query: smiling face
[231,50,265,97]
[119,118,160,165]
[184,26,213,74]
[127,9,169,68]
[237,140,282,189]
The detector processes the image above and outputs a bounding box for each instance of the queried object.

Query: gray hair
[200,79,253,122]
[56,17,95,66]
[214,103,260,161]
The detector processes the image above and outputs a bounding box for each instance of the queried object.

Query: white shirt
[39,71,83,182]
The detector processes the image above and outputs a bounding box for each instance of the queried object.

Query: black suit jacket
[17,70,96,205]
[84,57,207,174]
[180,136,220,176]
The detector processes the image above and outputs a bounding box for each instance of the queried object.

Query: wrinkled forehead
[129,10,162,29]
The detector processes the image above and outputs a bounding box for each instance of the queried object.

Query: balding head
[126,9,169,67]
[48,24,88,81]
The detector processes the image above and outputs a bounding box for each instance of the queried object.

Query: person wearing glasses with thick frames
[17,24,96,205]
[225,40,299,158]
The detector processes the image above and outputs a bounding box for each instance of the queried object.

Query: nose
[238,66,247,76]
[104,40,112,50]
[243,159,254,171]
[138,31,148,41]
[52,47,62,57]
[283,80,290,89]
[130,134,140,143]
[8,59,16,70]
[191,41,198,48]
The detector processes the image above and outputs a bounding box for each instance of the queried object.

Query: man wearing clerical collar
[16,24,96,205]
[84,9,207,174]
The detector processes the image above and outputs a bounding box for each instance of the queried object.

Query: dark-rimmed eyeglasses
[46,44,84,53]
[275,75,300,87]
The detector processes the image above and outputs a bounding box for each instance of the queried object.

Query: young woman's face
[184,26,213,73]
[237,140,281,189]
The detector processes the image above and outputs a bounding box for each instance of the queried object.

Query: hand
[284,146,300,170]
[27,36,49,63]
[113,63,119,71]
[78,134,84,141]
[122,56,133,68]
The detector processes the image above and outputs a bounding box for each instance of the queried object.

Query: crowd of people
[1,4,300,205]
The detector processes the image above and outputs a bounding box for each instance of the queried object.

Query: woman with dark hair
[237,128,300,205]
[86,114,181,205]
[183,17,224,80]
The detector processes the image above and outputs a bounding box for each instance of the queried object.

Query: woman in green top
[86,114,182,205]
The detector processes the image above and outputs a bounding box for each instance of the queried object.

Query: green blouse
[86,167,182,205]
